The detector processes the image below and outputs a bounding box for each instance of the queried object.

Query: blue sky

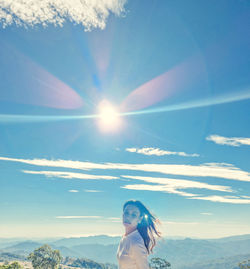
[0,0,250,239]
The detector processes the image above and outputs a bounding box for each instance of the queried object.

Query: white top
[117,229,150,269]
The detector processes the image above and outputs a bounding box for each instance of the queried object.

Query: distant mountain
[0,238,29,249]
[180,253,250,269]
[152,237,250,268]
[0,237,62,248]
[1,234,250,268]
[0,252,26,262]
[52,235,121,247]
[0,241,81,259]
[2,241,41,255]
[208,234,250,243]
[53,245,82,258]
[71,243,118,263]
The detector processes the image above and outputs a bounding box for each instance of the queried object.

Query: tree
[238,260,250,269]
[28,244,62,269]
[150,257,171,269]
[71,258,105,269]
[0,261,23,269]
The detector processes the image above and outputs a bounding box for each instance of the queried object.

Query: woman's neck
[125,227,137,236]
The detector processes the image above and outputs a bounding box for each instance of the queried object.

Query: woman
[117,200,161,269]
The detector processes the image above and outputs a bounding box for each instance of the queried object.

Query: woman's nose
[124,215,132,221]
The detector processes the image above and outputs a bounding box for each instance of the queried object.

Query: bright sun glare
[97,100,121,132]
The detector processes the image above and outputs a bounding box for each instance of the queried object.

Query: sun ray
[0,88,249,123]
[120,88,250,117]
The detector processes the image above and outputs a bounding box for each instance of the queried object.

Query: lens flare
[0,40,84,109]
[97,100,121,132]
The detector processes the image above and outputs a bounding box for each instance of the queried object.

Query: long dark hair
[123,200,161,254]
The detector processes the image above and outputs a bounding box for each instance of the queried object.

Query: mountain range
[1,234,250,268]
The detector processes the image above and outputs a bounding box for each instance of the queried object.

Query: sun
[97,100,121,132]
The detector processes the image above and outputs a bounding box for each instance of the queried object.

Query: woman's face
[123,204,143,229]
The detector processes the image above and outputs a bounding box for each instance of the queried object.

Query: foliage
[71,258,105,269]
[150,257,171,269]
[0,261,23,269]
[28,244,62,269]
[62,256,117,269]
[0,253,25,262]
[103,262,118,269]
[238,260,250,269]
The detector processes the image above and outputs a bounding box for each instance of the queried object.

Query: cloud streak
[0,0,126,30]
[121,175,250,204]
[122,175,233,192]
[121,184,197,197]
[55,216,121,223]
[189,195,250,204]
[206,134,250,147]
[121,175,233,197]
[23,170,117,180]
[56,216,101,219]
[1,156,249,182]
[1,156,250,204]
[84,189,103,192]
[126,147,199,157]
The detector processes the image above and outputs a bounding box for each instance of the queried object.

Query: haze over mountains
[1,234,250,268]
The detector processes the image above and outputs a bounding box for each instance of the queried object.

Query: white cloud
[206,134,250,147]
[22,170,117,180]
[96,216,121,223]
[122,175,233,193]
[56,216,101,219]
[121,175,233,197]
[1,157,250,204]
[0,0,127,30]
[84,189,103,192]
[161,220,199,225]
[55,215,121,223]
[201,212,213,215]
[68,189,79,192]
[189,195,250,204]
[241,195,250,199]
[1,156,249,182]
[126,147,199,157]
[121,183,198,197]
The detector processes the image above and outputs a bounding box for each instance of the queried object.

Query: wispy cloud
[206,134,250,147]
[107,217,121,220]
[22,170,117,180]
[121,183,197,197]
[1,156,250,204]
[56,216,101,219]
[96,217,121,223]
[161,220,199,225]
[201,212,213,215]
[68,189,79,193]
[121,175,233,197]
[122,175,233,192]
[126,147,199,157]
[0,0,127,30]
[1,156,249,182]
[56,216,121,223]
[189,195,250,204]
[84,189,103,192]
[241,195,250,199]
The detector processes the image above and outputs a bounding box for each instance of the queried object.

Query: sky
[0,0,250,239]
